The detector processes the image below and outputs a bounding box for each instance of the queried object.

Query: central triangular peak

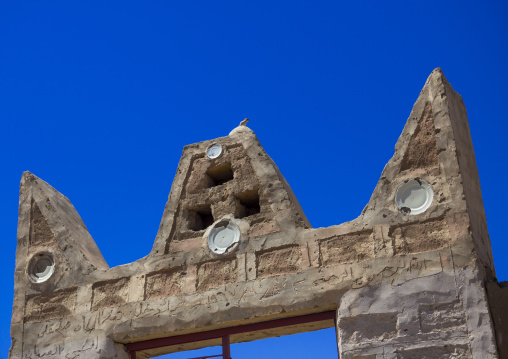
[150,122,310,257]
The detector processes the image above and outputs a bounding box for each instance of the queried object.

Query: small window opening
[206,163,234,187]
[188,205,214,231]
[235,190,260,219]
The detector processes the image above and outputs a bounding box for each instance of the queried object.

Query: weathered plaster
[9,69,506,359]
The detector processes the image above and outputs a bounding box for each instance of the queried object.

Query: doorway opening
[126,311,337,359]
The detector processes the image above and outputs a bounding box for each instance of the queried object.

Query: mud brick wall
[9,69,505,359]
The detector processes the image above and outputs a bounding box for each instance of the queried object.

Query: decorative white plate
[395,179,433,215]
[28,254,55,283]
[208,221,240,254]
[206,144,223,159]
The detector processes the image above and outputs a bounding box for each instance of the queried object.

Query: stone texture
[400,101,439,172]
[419,300,466,333]
[25,288,77,323]
[347,355,376,359]
[256,245,301,278]
[320,231,374,266]
[91,278,130,311]
[389,218,449,255]
[340,313,398,344]
[396,345,472,359]
[8,69,503,359]
[196,258,237,291]
[29,200,55,246]
[486,281,508,357]
[144,268,183,300]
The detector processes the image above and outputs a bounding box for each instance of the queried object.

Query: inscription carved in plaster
[9,70,502,359]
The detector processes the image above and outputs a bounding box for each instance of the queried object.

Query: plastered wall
[9,69,506,359]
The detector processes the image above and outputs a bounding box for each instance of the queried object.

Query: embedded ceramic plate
[28,254,55,283]
[395,179,433,215]
[206,144,223,159]
[208,221,240,254]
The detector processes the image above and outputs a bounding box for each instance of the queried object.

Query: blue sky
[1,1,507,357]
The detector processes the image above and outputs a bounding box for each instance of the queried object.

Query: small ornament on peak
[229,117,253,136]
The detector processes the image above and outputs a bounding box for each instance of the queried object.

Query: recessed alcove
[235,190,261,219]
[206,163,234,187]
[188,204,214,231]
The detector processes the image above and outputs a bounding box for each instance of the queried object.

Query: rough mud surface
[9,69,503,359]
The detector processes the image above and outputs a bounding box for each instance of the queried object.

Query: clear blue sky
[1,1,507,357]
